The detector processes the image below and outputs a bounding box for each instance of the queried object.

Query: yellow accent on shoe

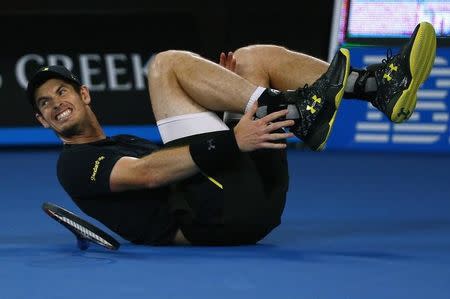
[383,73,393,81]
[391,22,437,123]
[389,63,398,72]
[307,105,317,114]
[316,48,350,151]
[312,95,322,104]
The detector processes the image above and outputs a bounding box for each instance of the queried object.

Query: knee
[148,50,199,79]
[234,44,287,61]
[147,50,178,78]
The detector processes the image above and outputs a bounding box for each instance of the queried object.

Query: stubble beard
[57,117,86,139]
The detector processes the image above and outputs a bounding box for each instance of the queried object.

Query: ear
[35,113,50,128]
[80,85,91,105]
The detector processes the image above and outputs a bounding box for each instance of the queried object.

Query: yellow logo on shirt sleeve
[90,156,105,182]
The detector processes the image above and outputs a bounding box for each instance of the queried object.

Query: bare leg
[222,45,329,123]
[148,46,330,123]
[233,45,329,90]
[148,50,256,121]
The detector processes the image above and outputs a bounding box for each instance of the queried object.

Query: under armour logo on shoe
[383,73,392,81]
[397,108,411,119]
[306,105,316,114]
[306,95,322,114]
[207,139,216,150]
[312,95,322,104]
[389,63,398,72]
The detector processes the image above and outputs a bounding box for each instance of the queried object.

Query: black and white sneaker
[284,48,350,151]
[352,22,436,123]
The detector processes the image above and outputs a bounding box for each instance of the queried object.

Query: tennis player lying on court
[27,22,436,246]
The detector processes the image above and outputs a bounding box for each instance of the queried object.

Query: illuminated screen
[344,0,450,40]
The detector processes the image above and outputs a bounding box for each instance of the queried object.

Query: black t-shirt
[57,134,178,245]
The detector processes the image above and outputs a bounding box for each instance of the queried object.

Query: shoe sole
[390,22,437,123]
[314,48,350,151]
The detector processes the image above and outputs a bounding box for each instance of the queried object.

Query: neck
[61,129,106,144]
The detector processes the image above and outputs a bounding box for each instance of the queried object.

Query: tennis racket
[42,202,120,251]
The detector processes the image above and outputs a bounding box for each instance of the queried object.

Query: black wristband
[189,130,241,174]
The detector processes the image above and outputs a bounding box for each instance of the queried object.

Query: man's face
[34,78,91,136]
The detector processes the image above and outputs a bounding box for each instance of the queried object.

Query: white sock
[245,86,266,113]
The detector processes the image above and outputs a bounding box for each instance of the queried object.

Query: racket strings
[49,211,112,247]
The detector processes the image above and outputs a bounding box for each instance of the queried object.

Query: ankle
[344,68,377,101]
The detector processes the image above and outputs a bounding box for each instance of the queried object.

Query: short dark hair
[32,79,83,113]
[27,65,82,112]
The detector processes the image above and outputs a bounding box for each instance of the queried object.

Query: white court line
[436,79,450,88]
[355,133,389,143]
[416,102,447,110]
[366,111,383,121]
[363,113,429,124]
[356,122,390,131]
[417,90,448,99]
[392,135,440,144]
[408,113,420,122]
[433,113,449,122]
[430,68,450,76]
[434,57,448,66]
[393,123,447,133]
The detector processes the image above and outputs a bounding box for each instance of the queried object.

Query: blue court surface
[1,148,449,299]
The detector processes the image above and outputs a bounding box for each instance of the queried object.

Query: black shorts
[166,131,289,245]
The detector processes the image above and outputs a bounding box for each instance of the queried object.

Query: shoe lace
[380,48,400,68]
[288,76,330,138]
[296,75,330,98]
[371,48,403,111]
[294,84,318,106]
[296,83,310,98]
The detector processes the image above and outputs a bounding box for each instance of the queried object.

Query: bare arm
[110,145,197,192]
[110,106,294,192]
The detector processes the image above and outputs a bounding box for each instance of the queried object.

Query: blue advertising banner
[327,46,450,152]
